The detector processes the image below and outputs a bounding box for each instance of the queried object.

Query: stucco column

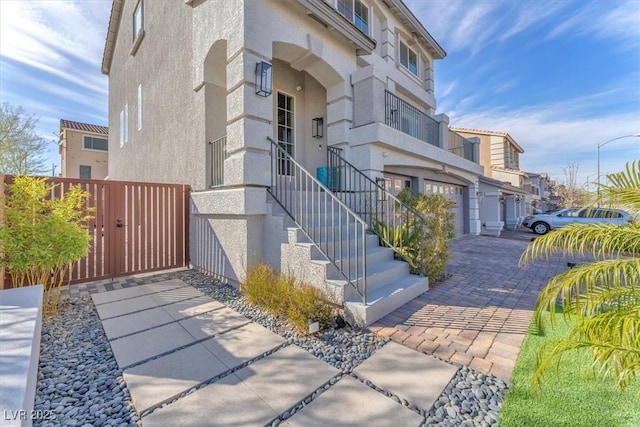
[480,192,504,237]
[326,80,353,150]
[433,113,449,150]
[468,137,480,164]
[468,180,481,235]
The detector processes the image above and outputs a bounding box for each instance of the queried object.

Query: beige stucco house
[101,0,484,325]
[59,119,109,179]
[450,128,528,234]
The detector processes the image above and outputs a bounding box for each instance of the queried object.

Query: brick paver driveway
[370,231,572,382]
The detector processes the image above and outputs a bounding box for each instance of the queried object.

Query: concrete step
[328,258,411,294]
[344,274,429,326]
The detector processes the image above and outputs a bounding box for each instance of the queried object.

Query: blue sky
[1,0,639,185]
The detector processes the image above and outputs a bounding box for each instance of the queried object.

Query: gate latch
[116,219,125,228]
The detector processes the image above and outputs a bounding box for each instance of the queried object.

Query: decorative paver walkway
[91,279,458,426]
[369,231,572,381]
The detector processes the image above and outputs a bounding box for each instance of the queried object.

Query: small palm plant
[520,161,640,390]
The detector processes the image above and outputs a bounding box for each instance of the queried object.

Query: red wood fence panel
[1,176,190,288]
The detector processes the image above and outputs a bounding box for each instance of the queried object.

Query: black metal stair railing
[327,146,425,276]
[267,137,369,304]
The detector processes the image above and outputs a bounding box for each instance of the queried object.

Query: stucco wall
[107,0,204,189]
[61,129,108,179]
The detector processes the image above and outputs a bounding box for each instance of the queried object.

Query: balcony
[384,90,440,148]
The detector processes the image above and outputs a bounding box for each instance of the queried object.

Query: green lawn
[500,310,640,427]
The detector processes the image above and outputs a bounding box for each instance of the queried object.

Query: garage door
[424,180,465,235]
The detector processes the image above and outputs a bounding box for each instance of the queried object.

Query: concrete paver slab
[109,323,196,368]
[91,286,146,305]
[287,376,424,427]
[123,343,228,413]
[140,279,190,294]
[101,306,175,340]
[353,342,457,411]
[149,286,204,305]
[201,322,286,369]
[142,373,280,427]
[95,294,160,320]
[234,345,339,415]
[178,307,251,340]
[161,296,224,320]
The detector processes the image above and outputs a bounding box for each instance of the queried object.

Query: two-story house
[59,119,109,179]
[451,127,528,233]
[101,0,484,325]
[523,172,551,214]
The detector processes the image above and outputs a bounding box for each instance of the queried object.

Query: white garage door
[424,180,465,235]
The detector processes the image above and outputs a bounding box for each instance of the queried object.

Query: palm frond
[533,334,640,391]
[599,160,640,217]
[520,223,640,264]
[535,258,640,327]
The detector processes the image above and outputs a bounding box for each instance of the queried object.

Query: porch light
[255,61,272,97]
[499,195,505,204]
[515,195,521,204]
[312,117,324,138]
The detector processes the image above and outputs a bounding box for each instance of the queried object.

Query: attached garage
[424,180,466,235]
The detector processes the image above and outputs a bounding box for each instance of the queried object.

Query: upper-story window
[337,0,369,34]
[133,1,143,42]
[399,41,418,76]
[83,136,108,151]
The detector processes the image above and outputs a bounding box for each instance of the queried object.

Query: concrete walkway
[91,279,457,426]
[369,230,571,381]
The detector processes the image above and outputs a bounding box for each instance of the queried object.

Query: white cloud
[547,0,640,50]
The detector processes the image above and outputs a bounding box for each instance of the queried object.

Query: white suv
[522,207,634,235]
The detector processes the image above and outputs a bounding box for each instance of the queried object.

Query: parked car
[522,207,634,235]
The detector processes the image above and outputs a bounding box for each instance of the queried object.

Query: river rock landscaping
[33,270,507,426]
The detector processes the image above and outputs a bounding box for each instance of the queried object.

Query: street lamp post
[597,133,640,206]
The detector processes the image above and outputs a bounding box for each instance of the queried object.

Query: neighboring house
[452,127,528,234]
[59,119,109,179]
[101,0,484,325]
[523,172,551,214]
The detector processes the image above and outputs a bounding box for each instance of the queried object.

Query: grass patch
[500,308,640,427]
[241,263,334,332]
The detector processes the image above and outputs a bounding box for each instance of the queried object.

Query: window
[277,92,294,176]
[120,104,128,147]
[137,84,142,130]
[83,136,108,151]
[337,0,369,34]
[133,1,143,42]
[79,165,92,179]
[399,41,418,76]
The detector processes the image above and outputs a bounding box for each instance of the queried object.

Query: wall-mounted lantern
[255,61,272,97]
[499,195,505,204]
[515,195,521,204]
[312,117,324,138]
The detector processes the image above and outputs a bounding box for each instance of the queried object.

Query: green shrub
[286,283,335,331]
[241,263,334,332]
[0,176,93,314]
[394,188,456,282]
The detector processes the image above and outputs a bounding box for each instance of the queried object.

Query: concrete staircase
[265,193,428,326]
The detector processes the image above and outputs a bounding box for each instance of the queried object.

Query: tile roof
[60,119,108,135]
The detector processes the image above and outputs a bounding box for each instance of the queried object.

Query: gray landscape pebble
[33,270,508,426]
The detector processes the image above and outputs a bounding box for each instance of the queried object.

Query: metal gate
[2,176,190,286]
